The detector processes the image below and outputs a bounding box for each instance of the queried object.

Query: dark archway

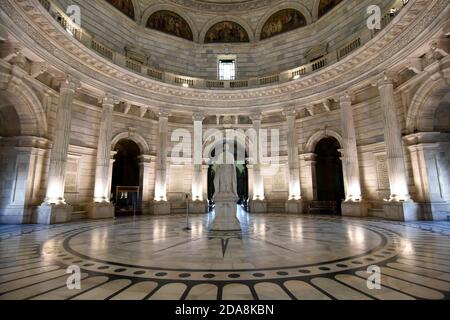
[261,9,307,40]
[105,0,135,20]
[111,139,141,215]
[318,0,343,18]
[207,141,249,209]
[315,137,345,214]
[146,11,194,41]
[204,21,250,43]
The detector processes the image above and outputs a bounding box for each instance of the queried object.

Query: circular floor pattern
[2,214,450,300]
[40,213,402,282]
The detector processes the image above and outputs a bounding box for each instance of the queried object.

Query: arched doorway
[207,140,249,209]
[315,137,345,215]
[111,139,141,216]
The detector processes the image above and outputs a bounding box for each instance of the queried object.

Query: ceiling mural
[105,0,135,20]
[261,9,307,40]
[147,11,194,41]
[318,0,343,18]
[205,21,250,43]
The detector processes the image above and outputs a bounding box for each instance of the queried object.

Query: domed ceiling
[101,0,344,42]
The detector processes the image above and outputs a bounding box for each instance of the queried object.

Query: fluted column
[37,76,79,224]
[250,114,264,200]
[192,113,204,201]
[87,95,118,219]
[285,109,303,213]
[339,93,362,201]
[378,75,411,201]
[285,109,301,200]
[154,111,169,202]
[249,114,267,213]
[44,76,79,204]
[93,95,116,202]
[139,155,153,214]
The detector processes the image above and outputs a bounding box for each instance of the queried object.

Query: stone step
[72,211,87,221]
[368,208,385,218]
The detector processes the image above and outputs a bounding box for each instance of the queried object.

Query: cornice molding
[1,0,447,113]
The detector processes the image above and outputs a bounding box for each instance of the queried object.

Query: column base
[34,203,73,224]
[140,202,153,215]
[285,200,304,214]
[211,200,241,231]
[87,202,115,220]
[421,202,450,221]
[0,205,32,224]
[189,201,208,214]
[152,201,171,215]
[341,200,369,217]
[383,201,421,221]
[249,200,267,213]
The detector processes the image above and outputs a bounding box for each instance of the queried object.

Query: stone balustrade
[37,0,408,90]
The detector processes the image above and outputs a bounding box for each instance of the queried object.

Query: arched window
[205,21,249,43]
[104,0,135,20]
[147,11,194,41]
[261,9,307,40]
[318,0,343,18]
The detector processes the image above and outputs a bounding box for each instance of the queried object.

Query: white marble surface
[0,213,450,300]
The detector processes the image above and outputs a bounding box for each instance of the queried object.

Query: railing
[147,68,163,80]
[126,59,142,73]
[292,67,306,79]
[175,77,194,87]
[312,58,327,71]
[259,75,279,86]
[206,80,225,89]
[230,80,249,88]
[91,40,113,60]
[337,37,361,61]
[37,0,409,90]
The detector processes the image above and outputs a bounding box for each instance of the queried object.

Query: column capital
[249,113,262,122]
[339,91,353,104]
[192,112,205,122]
[376,72,398,88]
[158,109,171,119]
[283,108,297,118]
[138,154,153,163]
[60,75,81,92]
[101,94,119,107]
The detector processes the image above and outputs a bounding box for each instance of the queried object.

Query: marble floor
[1,209,450,300]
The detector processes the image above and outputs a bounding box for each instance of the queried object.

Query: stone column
[88,95,117,219]
[37,76,79,224]
[153,111,170,214]
[406,133,450,220]
[202,164,209,208]
[138,155,152,214]
[378,74,419,221]
[300,153,318,213]
[0,138,48,224]
[284,109,303,213]
[339,93,368,217]
[190,113,207,213]
[106,151,117,202]
[249,114,267,213]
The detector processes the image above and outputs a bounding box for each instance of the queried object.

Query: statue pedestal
[34,203,72,224]
[210,193,241,231]
[383,201,421,221]
[341,200,369,217]
[87,202,115,220]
